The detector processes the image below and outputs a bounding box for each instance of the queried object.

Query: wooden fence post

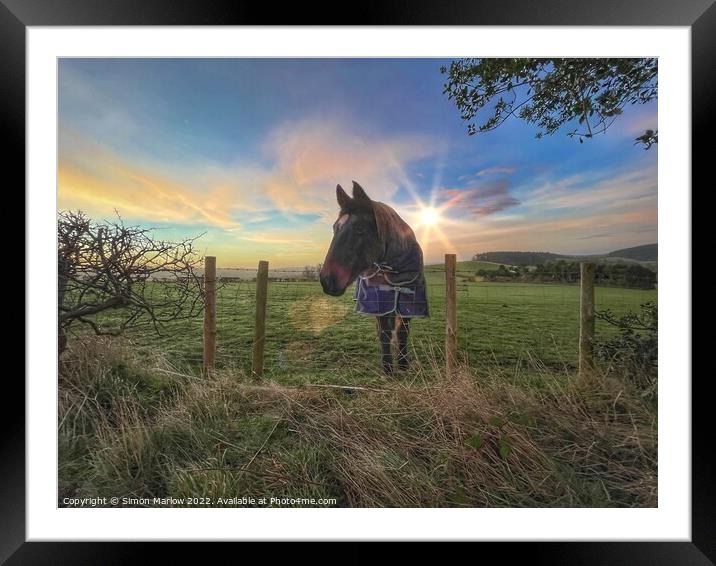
[252,260,269,378]
[203,256,217,376]
[579,262,596,379]
[445,254,457,375]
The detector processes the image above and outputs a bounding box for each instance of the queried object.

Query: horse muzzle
[320,272,347,296]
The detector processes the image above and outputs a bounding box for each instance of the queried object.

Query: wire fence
[127,259,657,378]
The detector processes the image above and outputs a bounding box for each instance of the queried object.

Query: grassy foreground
[59,336,657,508]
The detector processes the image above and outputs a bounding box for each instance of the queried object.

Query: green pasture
[119,278,657,380]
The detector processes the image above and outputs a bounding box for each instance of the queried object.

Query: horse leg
[376,314,395,375]
[396,316,411,371]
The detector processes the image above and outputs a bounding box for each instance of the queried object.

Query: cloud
[614,104,658,138]
[59,63,144,141]
[437,178,521,217]
[576,232,616,240]
[260,117,436,216]
[523,167,657,213]
[58,153,250,229]
[412,160,657,263]
[59,116,438,229]
[457,166,515,182]
[239,234,318,246]
[475,166,516,177]
[416,205,657,262]
[469,196,522,216]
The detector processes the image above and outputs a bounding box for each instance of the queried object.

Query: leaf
[441,57,656,146]
[509,413,533,427]
[488,415,506,427]
[466,433,484,450]
[498,436,512,459]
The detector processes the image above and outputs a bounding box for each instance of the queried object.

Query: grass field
[116,275,657,381]
[60,276,657,508]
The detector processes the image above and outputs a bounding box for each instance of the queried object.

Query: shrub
[595,301,657,398]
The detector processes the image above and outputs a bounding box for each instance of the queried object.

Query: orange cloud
[261,118,437,216]
[59,117,438,228]
[59,153,249,228]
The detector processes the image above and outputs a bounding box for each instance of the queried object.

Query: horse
[320,181,429,375]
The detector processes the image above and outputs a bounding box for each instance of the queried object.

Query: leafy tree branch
[440,58,658,148]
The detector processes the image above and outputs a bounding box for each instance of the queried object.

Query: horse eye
[355,225,365,234]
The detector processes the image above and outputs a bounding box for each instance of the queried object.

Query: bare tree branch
[58,210,206,355]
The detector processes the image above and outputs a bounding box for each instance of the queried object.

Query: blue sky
[58,58,658,266]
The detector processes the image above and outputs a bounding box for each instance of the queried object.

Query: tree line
[477,260,656,289]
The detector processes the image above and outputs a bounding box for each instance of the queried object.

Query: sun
[419,206,441,226]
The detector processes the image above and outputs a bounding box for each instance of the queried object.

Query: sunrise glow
[419,207,441,226]
[57,59,658,266]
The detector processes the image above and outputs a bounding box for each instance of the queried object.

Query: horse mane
[372,201,423,276]
[372,201,413,249]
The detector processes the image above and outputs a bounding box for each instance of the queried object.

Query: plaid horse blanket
[353,276,429,318]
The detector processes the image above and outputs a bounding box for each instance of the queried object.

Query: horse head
[320,181,383,296]
[320,181,420,296]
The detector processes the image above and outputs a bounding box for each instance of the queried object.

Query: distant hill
[607,243,657,262]
[470,243,657,270]
[471,251,563,266]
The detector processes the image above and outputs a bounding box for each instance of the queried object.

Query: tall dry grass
[58,336,657,507]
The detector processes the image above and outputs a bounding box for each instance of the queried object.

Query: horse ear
[336,184,351,209]
[352,181,371,208]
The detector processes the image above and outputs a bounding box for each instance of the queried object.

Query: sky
[58,58,658,267]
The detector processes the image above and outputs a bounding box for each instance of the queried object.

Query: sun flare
[420,206,441,226]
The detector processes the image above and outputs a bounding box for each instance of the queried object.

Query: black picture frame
[7,0,707,562]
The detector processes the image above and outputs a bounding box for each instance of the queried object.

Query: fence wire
[119,264,657,377]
